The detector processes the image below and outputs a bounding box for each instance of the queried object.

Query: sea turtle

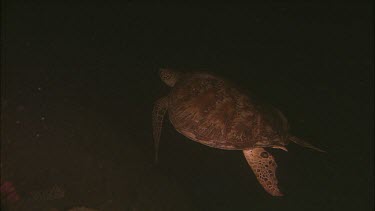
[152,68,325,196]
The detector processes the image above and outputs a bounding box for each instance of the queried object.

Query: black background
[1,1,373,211]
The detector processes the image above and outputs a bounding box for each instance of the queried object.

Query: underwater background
[1,1,373,210]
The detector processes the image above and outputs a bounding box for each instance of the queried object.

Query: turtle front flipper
[243,148,283,196]
[152,97,169,163]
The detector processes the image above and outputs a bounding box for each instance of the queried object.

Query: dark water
[1,2,373,211]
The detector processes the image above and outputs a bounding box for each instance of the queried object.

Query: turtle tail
[289,136,326,153]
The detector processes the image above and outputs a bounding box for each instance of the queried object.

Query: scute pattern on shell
[168,73,282,150]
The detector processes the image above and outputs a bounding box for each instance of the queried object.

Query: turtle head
[159,68,181,87]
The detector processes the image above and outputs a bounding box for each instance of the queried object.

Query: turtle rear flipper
[289,136,326,153]
[243,148,283,196]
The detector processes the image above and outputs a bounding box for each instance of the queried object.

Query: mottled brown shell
[167,72,289,150]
